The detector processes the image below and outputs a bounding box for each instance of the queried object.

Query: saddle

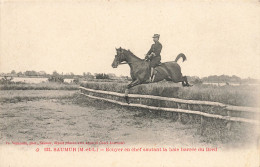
[145,57,162,66]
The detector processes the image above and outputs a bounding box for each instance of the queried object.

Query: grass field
[0,81,258,148]
[81,81,260,107]
[0,91,257,148]
[0,82,78,90]
[1,81,259,107]
[0,82,78,103]
[0,90,77,103]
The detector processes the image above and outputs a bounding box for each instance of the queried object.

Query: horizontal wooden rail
[79,87,259,113]
[80,93,259,125]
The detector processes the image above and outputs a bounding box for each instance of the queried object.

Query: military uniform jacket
[147,41,162,57]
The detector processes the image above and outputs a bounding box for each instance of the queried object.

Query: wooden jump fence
[79,86,259,134]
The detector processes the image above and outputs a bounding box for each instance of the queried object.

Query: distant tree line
[0,70,116,80]
[188,75,259,84]
[0,71,259,84]
[201,75,241,83]
[95,73,110,79]
[201,75,259,84]
[0,70,89,79]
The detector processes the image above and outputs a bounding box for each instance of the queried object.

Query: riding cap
[152,34,160,38]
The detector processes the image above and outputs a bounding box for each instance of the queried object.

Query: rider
[145,34,162,82]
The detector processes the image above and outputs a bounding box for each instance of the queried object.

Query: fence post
[177,103,182,122]
[199,105,206,135]
[158,101,162,116]
[226,110,232,131]
[187,104,193,124]
[171,102,175,117]
[200,116,205,135]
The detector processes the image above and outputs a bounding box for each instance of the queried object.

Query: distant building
[38,71,47,76]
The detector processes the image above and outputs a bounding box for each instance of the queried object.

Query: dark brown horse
[112,47,191,103]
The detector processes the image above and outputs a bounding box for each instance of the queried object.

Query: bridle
[116,52,129,65]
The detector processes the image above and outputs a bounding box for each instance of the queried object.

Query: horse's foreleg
[124,80,140,104]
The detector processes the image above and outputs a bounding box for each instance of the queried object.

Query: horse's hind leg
[179,77,187,87]
[182,81,186,86]
[177,76,188,87]
[182,76,192,87]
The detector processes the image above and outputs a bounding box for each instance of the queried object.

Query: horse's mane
[121,48,142,60]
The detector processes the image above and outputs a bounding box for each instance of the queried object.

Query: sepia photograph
[0,0,260,166]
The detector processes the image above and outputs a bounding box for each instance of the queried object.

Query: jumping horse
[112,47,191,103]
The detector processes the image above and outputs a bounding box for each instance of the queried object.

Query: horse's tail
[174,53,186,62]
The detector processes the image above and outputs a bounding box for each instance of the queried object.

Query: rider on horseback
[145,34,162,82]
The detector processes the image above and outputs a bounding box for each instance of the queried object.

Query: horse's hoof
[183,84,193,87]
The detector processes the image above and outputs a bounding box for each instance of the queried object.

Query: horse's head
[112,47,127,68]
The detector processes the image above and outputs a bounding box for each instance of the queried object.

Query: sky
[1,0,260,78]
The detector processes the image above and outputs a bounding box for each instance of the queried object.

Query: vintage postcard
[0,0,259,166]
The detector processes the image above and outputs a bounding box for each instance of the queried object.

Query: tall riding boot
[150,67,154,82]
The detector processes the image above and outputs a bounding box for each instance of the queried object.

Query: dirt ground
[0,91,258,149]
